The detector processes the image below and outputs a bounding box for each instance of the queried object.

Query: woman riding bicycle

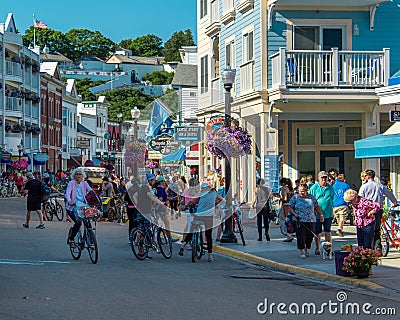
[65,168,94,247]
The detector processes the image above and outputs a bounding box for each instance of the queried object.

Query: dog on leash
[320,241,333,260]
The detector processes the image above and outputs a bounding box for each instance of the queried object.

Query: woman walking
[280,178,295,242]
[252,179,272,241]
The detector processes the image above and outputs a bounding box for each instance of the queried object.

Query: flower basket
[5,122,11,132]
[145,161,159,169]
[32,127,41,135]
[11,124,24,133]
[206,126,252,159]
[342,246,381,277]
[124,142,146,168]
[11,159,29,171]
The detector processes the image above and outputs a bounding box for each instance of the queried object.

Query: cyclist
[179,182,225,262]
[65,168,94,247]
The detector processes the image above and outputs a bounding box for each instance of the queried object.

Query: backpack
[41,183,51,202]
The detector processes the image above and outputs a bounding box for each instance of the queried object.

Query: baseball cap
[156,176,166,182]
[42,173,50,178]
[318,171,328,178]
[146,173,156,182]
[26,172,34,179]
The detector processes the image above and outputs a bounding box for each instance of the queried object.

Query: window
[345,127,361,144]
[226,40,236,68]
[62,110,67,126]
[200,0,208,19]
[297,151,316,177]
[297,127,315,145]
[200,55,209,94]
[243,30,254,63]
[321,127,339,145]
[222,0,234,15]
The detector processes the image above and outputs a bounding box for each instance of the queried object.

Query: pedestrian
[333,173,351,237]
[251,178,272,241]
[126,177,141,243]
[344,189,380,249]
[167,176,180,219]
[215,177,226,241]
[153,176,173,238]
[22,172,45,229]
[306,175,315,189]
[358,169,398,251]
[65,168,94,247]
[309,171,334,255]
[180,177,200,243]
[280,178,295,242]
[328,168,339,185]
[288,184,323,258]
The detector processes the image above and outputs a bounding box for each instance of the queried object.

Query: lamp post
[131,106,141,178]
[17,143,24,160]
[117,113,123,177]
[220,66,237,244]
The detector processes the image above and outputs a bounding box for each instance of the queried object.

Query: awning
[161,148,186,162]
[354,133,400,158]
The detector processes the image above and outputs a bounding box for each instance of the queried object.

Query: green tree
[142,71,174,85]
[119,34,163,57]
[65,29,116,60]
[74,78,106,101]
[162,29,195,62]
[22,27,70,54]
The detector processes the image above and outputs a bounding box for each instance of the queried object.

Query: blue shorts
[314,217,333,234]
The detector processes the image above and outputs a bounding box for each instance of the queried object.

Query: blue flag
[147,100,174,138]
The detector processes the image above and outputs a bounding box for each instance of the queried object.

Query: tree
[22,27,70,54]
[162,29,195,62]
[65,29,116,60]
[142,71,174,85]
[119,34,163,57]
[74,78,105,101]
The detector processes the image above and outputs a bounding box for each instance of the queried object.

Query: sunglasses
[75,173,82,175]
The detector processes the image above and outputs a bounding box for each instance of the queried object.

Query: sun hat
[201,182,210,188]
[318,171,328,178]
[156,176,166,182]
[146,173,156,182]
[26,172,34,179]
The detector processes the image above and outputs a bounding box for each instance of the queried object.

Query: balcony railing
[5,61,23,78]
[240,60,254,93]
[24,101,32,117]
[5,97,22,112]
[270,48,390,89]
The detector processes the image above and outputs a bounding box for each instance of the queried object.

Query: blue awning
[354,133,400,158]
[161,148,186,162]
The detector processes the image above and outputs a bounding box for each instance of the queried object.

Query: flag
[147,100,174,139]
[34,17,47,29]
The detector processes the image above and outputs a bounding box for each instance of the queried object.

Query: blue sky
[1,0,197,44]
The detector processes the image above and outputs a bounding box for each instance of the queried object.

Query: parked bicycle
[232,201,246,246]
[130,212,172,260]
[380,207,400,257]
[0,181,19,198]
[43,194,64,221]
[68,206,99,264]
[114,195,128,224]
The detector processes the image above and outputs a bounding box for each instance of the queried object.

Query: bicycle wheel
[69,229,82,260]
[381,228,390,257]
[44,203,55,221]
[86,229,98,264]
[108,207,116,222]
[130,228,148,260]
[235,218,246,246]
[157,228,172,259]
[196,231,204,260]
[191,232,197,263]
[55,201,64,221]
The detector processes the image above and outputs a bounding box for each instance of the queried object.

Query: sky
[0,0,197,44]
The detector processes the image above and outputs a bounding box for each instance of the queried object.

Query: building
[40,62,64,172]
[196,0,400,202]
[1,13,41,171]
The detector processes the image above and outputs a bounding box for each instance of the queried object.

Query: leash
[298,221,319,240]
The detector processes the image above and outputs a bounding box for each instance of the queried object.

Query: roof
[40,62,59,78]
[77,123,95,136]
[40,52,72,63]
[106,54,164,65]
[171,64,197,87]
[75,55,104,62]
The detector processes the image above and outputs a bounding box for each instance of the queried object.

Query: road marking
[0,259,73,266]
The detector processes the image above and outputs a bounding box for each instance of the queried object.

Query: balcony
[240,60,254,93]
[5,61,23,78]
[269,47,390,101]
[205,0,221,37]
[5,97,23,113]
[24,101,32,117]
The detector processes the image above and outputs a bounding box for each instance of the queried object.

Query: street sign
[34,153,49,162]
[148,133,173,152]
[264,155,279,192]
[1,151,11,161]
[77,140,90,149]
[174,126,202,143]
[389,110,400,122]
[148,150,162,159]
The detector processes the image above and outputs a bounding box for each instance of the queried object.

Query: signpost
[389,110,400,122]
[264,155,280,192]
[77,140,90,149]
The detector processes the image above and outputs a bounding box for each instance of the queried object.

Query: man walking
[333,174,351,237]
[309,171,334,254]
[358,169,398,251]
[23,172,45,229]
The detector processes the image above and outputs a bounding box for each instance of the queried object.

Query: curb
[213,244,383,292]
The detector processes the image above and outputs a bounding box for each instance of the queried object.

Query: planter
[355,268,370,279]
[335,250,352,277]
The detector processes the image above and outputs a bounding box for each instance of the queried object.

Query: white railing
[5,61,22,77]
[5,97,22,112]
[270,48,390,88]
[240,60,254,93]
[211,78,222,105]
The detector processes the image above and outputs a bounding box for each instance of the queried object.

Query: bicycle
[43,194,64,221]
[68,205,99,264]
[232,202,246,246]
[114,195,128,224]
[379,207,400,257]
[130,213,172,260]
[100,195,117,222]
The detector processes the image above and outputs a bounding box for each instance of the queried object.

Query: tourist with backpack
[252,178,273,241]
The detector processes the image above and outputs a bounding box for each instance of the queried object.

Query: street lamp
[220,66,237,244]
[17,143,24,160]
[117,112,123,177]
[131,106,141,178]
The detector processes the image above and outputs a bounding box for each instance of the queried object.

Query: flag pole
[32,14,36,47]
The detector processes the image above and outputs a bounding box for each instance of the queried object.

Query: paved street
[0,198,399,320]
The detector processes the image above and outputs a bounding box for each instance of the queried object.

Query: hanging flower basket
[11,159,29,171]
[124,142,146,168]
[5,122,11,132]
[206,126,252,159]
[32,127,41,135]
[146,161,159,169]
[11,124,24,133]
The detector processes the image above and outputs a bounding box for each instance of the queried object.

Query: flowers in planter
[206,126,252,159]
[342,246,381,275]
[25,124,33,133]
[11,124,25,133]
[32,127,41,135]
[5,122,11,132]
[11,159,29,171]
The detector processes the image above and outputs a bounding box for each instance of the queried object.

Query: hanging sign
[34,153,49,162]
[148,133,173,152]
[205,116,224,132]
[389,110,400,122]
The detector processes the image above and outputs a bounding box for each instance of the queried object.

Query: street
[0,197,398,320]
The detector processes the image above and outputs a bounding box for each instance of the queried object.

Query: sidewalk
[213,217,400,297]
